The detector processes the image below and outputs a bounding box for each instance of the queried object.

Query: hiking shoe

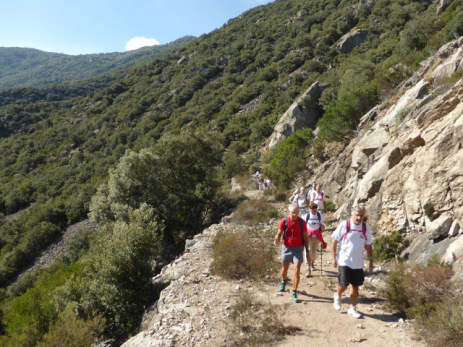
[290,291,298,303]
[333,293,341,311]
[279,280,287,292]
[347,306,362,319]
[306,267,311,278]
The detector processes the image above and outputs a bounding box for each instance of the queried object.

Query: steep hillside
[305,37,463,279]
[0,36,195,89]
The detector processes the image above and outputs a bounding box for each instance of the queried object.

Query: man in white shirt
[289,187,309,215]
[311,185,327,212]
[331,205,374,318]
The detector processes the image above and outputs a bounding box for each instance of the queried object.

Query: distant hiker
[311,184,327,212]
[289,186,310,215]
[274,203,309,303]
[266,177,272,188]
[308,182,317,199]
[259,177,264,190]
[331,205,374,319]
[304,202,326,277]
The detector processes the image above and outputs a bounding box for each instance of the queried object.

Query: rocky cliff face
[310,37,463,279]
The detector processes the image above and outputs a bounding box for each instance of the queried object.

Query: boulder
[336,29,368,54]
[265,81,327,149]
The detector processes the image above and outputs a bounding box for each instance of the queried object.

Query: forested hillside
[0,0,462,345]
[0,36,195,89]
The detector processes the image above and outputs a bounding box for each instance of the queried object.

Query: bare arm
[331,240,338,268]
[274,229,284,247]
[365,244,374,272]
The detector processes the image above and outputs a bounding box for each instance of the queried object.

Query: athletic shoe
[306,268,311,277]
[347,306,362,318]
[279,280,287,292]
[290,291,298,303]
[333,292,341,311]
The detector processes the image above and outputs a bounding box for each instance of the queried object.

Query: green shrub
[37,306,105,347]
[373,231,409,262]
[234,199,279,225]
[264,128,313,189]
[325,200,336,212]
[382,261,462,346]
[211,230,278,280]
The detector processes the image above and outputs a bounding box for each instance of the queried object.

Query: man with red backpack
[274,203,309,303]
[331,205,374,318]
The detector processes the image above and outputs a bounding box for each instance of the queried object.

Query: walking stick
[320,242,323,276]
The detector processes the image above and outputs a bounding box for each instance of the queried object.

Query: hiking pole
[320,242,323,277]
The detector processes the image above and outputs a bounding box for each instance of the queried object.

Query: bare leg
[293,262,302,291]
[349,285,359,307]
[337,285,348,297]
[281,263,290,280]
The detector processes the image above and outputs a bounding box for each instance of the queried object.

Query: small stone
[275,292,283,296]
[356,324,364,329]
[398,318,405,324]
[235,285,241,291]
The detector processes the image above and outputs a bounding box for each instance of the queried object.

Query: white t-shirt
[332,219,373,269]
[304,211,324,232]
[311,191,325,210]
[291,193,308,209]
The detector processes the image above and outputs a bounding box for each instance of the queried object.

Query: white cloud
[125,36,160,51]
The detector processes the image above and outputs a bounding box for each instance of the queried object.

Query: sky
[1,0,274,55]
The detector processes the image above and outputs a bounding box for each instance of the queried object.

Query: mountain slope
[0,36,195,89]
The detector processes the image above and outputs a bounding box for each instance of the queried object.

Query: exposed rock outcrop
[309,37,463,280]
[337,29,368,54]
[265,81,327,150]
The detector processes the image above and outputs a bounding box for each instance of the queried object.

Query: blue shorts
[281,245,304,264]
[337,266,365,287]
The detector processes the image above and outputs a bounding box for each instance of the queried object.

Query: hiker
[304,202,327,277]
[266,177,272,188]
[274,203,309,303]
[289,186,310,215]
[308,182,317,199]
[258,177,264,190]
[311,184,327,212]
[331,205,374,319]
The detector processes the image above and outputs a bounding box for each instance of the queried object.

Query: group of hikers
[273,183,374,319]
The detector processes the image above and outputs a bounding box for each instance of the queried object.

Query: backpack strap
[299,217,304,242]
[283,217,288,240]
[283,217,304,242]
[342,219,367,241]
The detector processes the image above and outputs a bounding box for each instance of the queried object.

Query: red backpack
[342,219,367,242]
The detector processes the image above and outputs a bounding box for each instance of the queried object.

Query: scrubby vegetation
[373,231,409,262]
[383,258,463,347]
[211,227,278,280]
[229,291,300,346]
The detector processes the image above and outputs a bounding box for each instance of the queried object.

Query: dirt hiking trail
[123,189,426,347]
[241,189,426,346]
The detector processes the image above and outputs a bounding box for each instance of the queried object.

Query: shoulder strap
[299,217,304,241]
[283,217,304,242]
[283,217,288,240]
[343,219,367,241]
[317,211,321,224]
